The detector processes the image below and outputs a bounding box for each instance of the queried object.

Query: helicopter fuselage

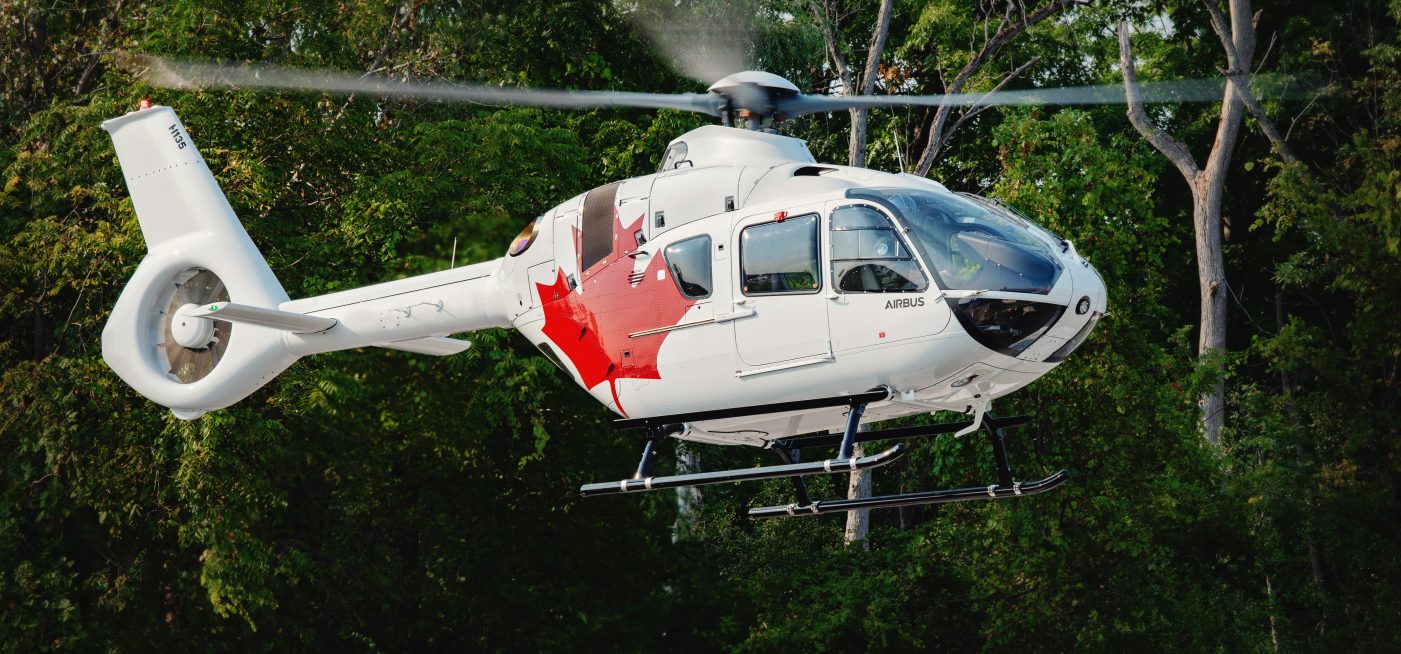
[497,126,1107,446]
[98,106,1103,441]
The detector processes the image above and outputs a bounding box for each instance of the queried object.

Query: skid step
[747,469,1071,519]
[580,444,907,497]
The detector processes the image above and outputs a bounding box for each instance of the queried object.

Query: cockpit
[849,187,1099,362]
[847,187,1064,295]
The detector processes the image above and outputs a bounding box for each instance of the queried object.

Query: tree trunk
[813,1,889,544]
[844,438,871,548]
[673,443,702,542]
[1119,0,1254,443]
[1192,182,1230,444]
[1265,574,1281,652]
[1194,0,1254,444]
[846,0,893,168]
[813,0,893,169]
[1276,290,1330,617]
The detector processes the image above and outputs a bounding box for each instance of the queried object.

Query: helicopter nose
[1038,256,1107,363]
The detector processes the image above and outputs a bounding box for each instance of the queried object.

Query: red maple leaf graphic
[535,217,698,417]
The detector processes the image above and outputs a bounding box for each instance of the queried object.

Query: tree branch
[73,0,125,98]
[913,0,1080,176]
[1201,0,1255,182]
[811,0,853,94]
[858,0,893,96]
[1201,0,1297,163]
[941,55,1039,150]
[1117,22,1200,185]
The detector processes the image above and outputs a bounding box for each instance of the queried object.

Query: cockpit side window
[829,204,928,293]
[664,235,712,299]
[740,214,821,295]
[658,141,689,172]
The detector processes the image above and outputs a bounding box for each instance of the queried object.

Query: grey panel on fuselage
[580,181,623,272]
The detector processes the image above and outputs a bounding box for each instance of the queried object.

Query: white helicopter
[99,62,1156,518]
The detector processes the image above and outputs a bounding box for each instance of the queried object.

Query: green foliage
[1,0,1399,651]
[1230,40,1401,645]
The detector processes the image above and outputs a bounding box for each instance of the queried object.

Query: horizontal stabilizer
[377,336,472,356]
[190,302,337,333]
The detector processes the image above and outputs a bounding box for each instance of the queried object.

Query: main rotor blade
[131,56,724,115]
[780,76,1314,116]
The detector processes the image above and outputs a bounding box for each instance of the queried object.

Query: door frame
[730,202,833,370]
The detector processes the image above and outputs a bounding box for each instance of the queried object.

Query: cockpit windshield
[848,188,1062,294]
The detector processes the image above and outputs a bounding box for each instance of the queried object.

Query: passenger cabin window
[740,214,821,295]
[829,204,928,293]
[664,235,712,299]
[508,215,544,257]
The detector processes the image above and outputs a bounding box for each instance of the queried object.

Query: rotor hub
[171,303,216,349]
[708,71,801,129]
[707,71,800,96]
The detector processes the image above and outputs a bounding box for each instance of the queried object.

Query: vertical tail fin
[101,105,296,418]
[103,105,286,297]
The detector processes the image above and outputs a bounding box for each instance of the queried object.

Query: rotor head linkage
[708,71,798,130]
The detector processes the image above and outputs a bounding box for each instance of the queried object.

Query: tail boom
[279,258,510,357]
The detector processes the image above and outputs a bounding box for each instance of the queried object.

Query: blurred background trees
[1,0,1397,650]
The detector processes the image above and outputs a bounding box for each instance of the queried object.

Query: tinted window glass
[664,235,712,299]
[830,205,928,293]
[850,188,1063,294]
[659,141,688,172]
[948,297,1064,356]
[508,215,544,257]
[741,214,820,295]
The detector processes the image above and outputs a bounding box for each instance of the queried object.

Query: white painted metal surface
[101,106,1108,448]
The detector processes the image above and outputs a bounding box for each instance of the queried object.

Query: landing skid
[579,443,907,496]
[579,389,1069,518]
[747,469,1070,518]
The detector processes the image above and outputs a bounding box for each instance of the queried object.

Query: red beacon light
[774,210,787,222]
[137,98,153,111]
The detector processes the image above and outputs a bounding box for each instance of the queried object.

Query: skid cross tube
[774,415,1032,451]
[580,444,907,496]
[747,469,1070,518]
[614,387,891,431]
